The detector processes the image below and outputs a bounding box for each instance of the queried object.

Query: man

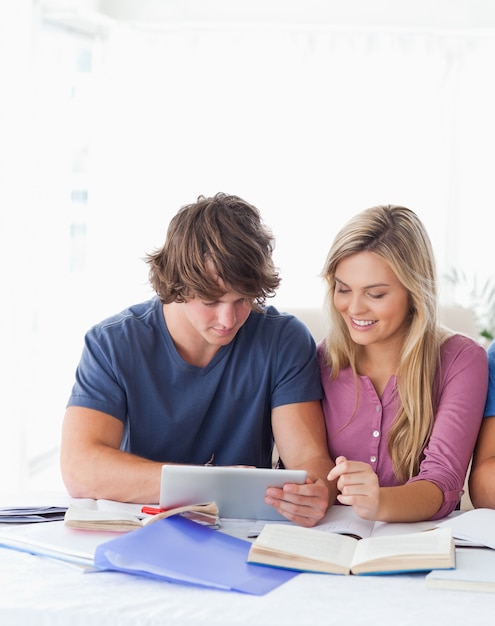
[61,193,335,527]
[469,338,495,508]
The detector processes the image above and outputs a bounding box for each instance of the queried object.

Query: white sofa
[285,304,480,345]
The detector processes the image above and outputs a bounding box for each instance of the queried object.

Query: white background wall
[1,0,495,492]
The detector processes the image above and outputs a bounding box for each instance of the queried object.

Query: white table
[0,495,493,625]
[0,526,494,626]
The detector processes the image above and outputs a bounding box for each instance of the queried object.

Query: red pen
[141,506,165,515]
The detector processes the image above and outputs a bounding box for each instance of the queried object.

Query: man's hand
[264,474,330,527]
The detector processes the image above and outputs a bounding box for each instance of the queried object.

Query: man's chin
[210,328,237,342]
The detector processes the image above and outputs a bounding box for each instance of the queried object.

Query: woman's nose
[348,294,366,315]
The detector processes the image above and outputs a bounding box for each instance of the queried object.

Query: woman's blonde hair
[322,205,449,482]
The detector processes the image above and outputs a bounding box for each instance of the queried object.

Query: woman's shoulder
[440,332,487,364]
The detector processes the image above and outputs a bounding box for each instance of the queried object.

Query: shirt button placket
[370,403,381,465]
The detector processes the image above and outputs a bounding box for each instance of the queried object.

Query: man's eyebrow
[201,294,247,303]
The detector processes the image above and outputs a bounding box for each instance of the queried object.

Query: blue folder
[94,515,298,595]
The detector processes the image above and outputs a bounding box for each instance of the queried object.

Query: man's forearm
[62,445,163,503]
[469,458,495,509]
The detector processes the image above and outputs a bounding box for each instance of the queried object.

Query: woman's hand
[327,456,381,520]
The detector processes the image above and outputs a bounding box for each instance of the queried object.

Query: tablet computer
[159,465,308,521]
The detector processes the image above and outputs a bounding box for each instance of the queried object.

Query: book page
[69,498,146,517]
[250,506,444,542]
[436,508,495,549]
[64,505,143,528]
[252,523,358,571]
[313,505,375,539]
[370,518,438,537]
[350,528,454,573]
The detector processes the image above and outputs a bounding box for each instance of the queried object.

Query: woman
[319,205,488,522]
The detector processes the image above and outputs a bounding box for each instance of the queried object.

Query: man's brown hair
[146,193,280,308]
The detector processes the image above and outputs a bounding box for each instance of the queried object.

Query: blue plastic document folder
[94,515,298,595]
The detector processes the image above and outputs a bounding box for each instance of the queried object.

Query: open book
[247,503,440,539]
[247,524,455,575]
[435,508,495,548]
[64,498,219,532]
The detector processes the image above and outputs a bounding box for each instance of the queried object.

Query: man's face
[181,278,253,349]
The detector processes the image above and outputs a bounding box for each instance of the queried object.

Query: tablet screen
[159,465,307,521]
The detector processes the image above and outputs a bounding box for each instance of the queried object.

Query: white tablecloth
[0,543,494,626]
[1,500,494,626]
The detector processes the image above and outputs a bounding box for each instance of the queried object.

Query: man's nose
[217,304,236,328]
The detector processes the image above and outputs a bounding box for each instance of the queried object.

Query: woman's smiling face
[333,250,411,349]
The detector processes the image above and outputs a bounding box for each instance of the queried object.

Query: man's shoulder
[245,305,312,339]
[88,297,161,338]
[487,338,495,363]
[239,306,316,360]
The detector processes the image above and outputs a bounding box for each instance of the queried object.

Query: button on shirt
[317,334,489,519]
[319,365,400,487]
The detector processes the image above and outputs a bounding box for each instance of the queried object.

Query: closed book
[426,548,495,592]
